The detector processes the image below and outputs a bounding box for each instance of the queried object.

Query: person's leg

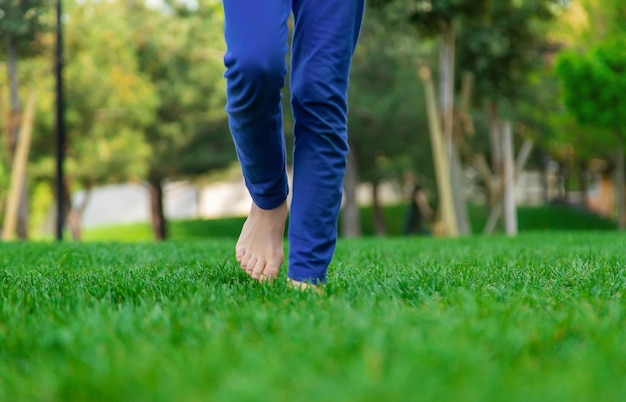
[223,0,292,280]
[288,0,365,285]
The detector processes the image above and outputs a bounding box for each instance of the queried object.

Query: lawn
[1,231,625,401]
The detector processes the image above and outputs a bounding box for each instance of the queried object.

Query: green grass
[1,232,625,401]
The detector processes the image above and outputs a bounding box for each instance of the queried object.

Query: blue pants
[223,0,365,284]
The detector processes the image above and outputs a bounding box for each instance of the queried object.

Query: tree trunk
[5,37,28,239]
[502,120,517,236]
[487,99,502,231]
[579,162,589,207]
[419,67,457,237]
[439,21,455,160]
[450,146,471,235]
[67,185,93,241]
[439,21,470,236]
[616,135,625,230]
[148,178,168,241]
[0,82,9,153]
[341,149,361,238]
[488,100,502,179]
[371,181,387,236]
[563,161,571,203]
[542,157,551,204]
[1,92,36,241]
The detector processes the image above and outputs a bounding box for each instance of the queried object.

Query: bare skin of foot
[236,201,288,281]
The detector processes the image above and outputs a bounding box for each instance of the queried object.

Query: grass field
[1,229,625,401]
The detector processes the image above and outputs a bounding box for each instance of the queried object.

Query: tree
[27,0,158,240]
[515,0,625,208]
[369,0,492,236]
[0,0,50,239]
[556,37,626,229]
[344,12,433,236]
[126,1,235,240]
[454,0,564,233]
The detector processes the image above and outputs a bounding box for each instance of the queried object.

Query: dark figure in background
[403,182,434,236]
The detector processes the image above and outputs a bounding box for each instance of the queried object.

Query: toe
[251,258,267,281]
[244,256,258,276]
[262,257,282,280]
[240,253,253,271]
[235,244,245,263]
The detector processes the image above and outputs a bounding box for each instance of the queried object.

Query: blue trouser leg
[223,0,365,285]
[223,1,292,210]
[288,0,365,284]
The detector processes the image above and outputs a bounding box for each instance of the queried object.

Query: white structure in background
[58,176,402,231]
[42,169,569,232]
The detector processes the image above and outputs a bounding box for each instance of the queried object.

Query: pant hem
[250,191,288,210]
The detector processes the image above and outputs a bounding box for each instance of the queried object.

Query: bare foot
[236,201,288,281]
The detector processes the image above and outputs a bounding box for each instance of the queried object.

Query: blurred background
[0,0,624,242]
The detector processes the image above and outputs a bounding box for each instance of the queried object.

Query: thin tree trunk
[67,185,93,241]
[16,184,28,239]
[0,83,10,153]
[616,134,625,230]
[488,100,502,178]
[542,153,551,204]
[148,178,167,240]
[61,178,72,239]
[439,21,455,160]
[342,149,361,238]
[371,181,387,236]
[419,67,457,237]
[484,100,502,230]
[579,162,589,207]
[6,37,28,239]
[450,146,471,235]
[1,92,35,241]
[502,120,517,236]
[480,139,533,235]
[439,21,470,236]
[563,161,571,202]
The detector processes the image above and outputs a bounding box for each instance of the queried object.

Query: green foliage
[456,0,563,103]
[555,32,626,182]
[24,0,234,203]
[557,0,626,48]
[1,233,626,401]
[28,0,158,187]
[366,0,567,177]
[525,0,626,165]
[348,12,434,184]
[0,0,49,54]
[127,2,235,181]
[556,38,626,135]
[369,0,489,35]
